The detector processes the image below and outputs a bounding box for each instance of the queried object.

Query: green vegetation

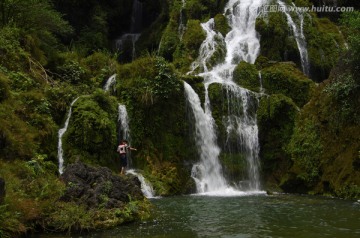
[0,158,151,236]
[256,2,345,82]
[233,62,260,92]
[0,0,360,235]
[257,94,298,187]
[261,62,315,107]
[278,11,360,199]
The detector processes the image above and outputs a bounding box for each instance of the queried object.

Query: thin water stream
[36,194,360,238]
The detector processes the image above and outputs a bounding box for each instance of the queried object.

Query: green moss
[257,94,298,184]
[280,57,360,198]
[305,17,345,81]
[182,19,206,59]
[256,12,295,62]
[214,14,230,36]
[158,20,180,61]
[207,83,226,139]
[184,0,225,21]
[288,118,323,184]
[233,61,260,92]
[0,159,65,236]
[0,73,10,102]
[261,62,315,107]
[0,27,29,72]
[64,91,118,168]
[115,56,196,194]
[220,153,247,182]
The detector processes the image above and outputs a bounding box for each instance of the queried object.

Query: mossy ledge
[0,159,151,237]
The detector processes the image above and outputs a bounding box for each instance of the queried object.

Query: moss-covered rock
[115,56,197,195]
[214,13,230,36]
[182,19,206,59]
[281,56,360,199]
[257,94,298,187]
[305,16,346,82]
[233,61,261,92]
[261,62,315,107]
[184,0,227,21]
[256,12,296,62]
[64,90,119,169]
[158,20,180,61]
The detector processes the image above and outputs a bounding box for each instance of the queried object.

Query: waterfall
[116,34,141,61]
[184,82,228,193]
[103,74,117,92]
[186,0,267,194]
[130,0,143,33]
[118,104,130,142]
[127,169,155,198]
[277,0,310,76]
[178,0,187,39]
[118,104,155,197]
[223,0,265,65]
[116,0,143,60]
[258,71,264,94]
[58,97,79,174]
[190,19,224,73]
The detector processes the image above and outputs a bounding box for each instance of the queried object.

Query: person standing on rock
[117,140,137,175]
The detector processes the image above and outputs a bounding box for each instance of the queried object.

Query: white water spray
[187,0,267,194]
[58,97,79,174]
[277,0,310,76]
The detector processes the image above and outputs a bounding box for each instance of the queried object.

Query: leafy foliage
[341,11,360,66]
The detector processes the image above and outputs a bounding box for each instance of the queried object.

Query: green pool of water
[38,194,360,237]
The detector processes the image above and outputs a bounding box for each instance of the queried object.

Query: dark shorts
[120,154,127,167]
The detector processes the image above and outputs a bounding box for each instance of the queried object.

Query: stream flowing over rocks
[60,161,144,209]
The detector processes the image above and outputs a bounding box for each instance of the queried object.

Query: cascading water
[58,97,79,174]
[277,0,310,76]
[118,104,130,144]
[184,82,228,193]
[186,0,267,194]
[127,169,155,198]
[116,0,143,60]
[103,74,117,92]
[118,103,155,197]
[258,71,264,94]
[178,0,187,39]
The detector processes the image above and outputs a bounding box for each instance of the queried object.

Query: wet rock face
[0,177,5,204]
[60,161,143,209]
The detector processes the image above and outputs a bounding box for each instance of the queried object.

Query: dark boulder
[60,161,143,209]
[0,177,5,204]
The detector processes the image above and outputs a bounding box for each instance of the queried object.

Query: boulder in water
[60,161,144,209]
